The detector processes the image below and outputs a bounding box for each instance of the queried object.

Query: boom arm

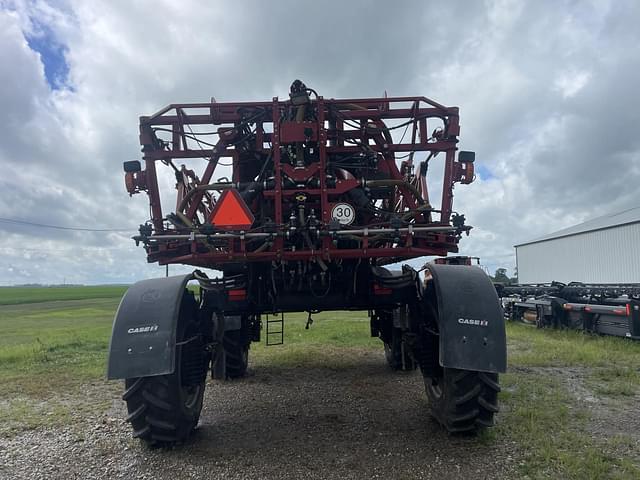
[124,81,476,269]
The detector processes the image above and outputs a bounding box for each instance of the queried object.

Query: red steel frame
[130,92,474,268]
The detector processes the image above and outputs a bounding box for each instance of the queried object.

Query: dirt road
[0,351,518,480]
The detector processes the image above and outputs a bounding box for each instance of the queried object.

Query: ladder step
[265,313,284,346]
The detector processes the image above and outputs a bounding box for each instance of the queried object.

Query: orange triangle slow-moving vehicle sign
[209,189,255,230]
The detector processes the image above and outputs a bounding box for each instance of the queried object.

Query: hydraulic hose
[363,179,427,205]
[402,204,432,221]
[252,240,271,253]
[342,103,393,145]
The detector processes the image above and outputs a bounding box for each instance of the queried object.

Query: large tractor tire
[423,367,500,433]
[417,278,501,434]
[123,292,208,447]
[223,328,249,379]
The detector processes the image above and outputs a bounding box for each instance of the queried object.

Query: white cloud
[554,70,591,98]
[0,0,639,283]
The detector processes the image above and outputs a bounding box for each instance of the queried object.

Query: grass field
[1,286,639,479]
[0,285,127,305]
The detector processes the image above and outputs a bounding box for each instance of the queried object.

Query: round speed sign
[331,203,356,225]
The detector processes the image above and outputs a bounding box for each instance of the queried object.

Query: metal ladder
[266,312,284,346]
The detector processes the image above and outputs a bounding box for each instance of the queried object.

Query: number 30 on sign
[331,203,356,225]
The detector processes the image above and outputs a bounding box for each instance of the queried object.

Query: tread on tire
[384,327,417,371]
[223,329,249,379]
[423,367,500,433]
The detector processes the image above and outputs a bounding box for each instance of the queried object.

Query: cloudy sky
[1,0,639,285]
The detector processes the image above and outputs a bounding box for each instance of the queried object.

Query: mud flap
[425,264,506,374]
[107,273,194,379]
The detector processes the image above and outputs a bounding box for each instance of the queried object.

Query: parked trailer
[497,282,640,339]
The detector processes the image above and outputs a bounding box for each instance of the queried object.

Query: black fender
[425,264,507,373]
[107,273,194,380]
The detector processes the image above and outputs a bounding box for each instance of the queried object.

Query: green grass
[1,287,639,478]
[496,372,639,479]
[0,297,120,399]
[502,323,640,479]
[252,311,380,367]
[0,285,128,305]
[0,288,127,435]
[507,322,640,367]
[507,321,640,401]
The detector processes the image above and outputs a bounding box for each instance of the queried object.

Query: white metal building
[515,207,640,284]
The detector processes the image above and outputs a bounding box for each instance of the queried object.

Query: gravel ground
[0,350,518,480]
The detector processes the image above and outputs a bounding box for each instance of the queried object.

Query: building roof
[515,206,640,247]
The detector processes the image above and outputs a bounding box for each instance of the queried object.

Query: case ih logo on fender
[127,325,159,334]
[458,318,489,327]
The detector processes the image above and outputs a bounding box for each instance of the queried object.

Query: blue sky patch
[25,17,69,90]
[476,164,495,181]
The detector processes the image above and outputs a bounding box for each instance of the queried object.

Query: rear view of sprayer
[107,81,506,446]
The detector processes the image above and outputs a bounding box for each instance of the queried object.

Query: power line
[0,217,136,233]
[0,245,134,254]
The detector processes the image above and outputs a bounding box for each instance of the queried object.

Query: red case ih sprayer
[107,81,506,446]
